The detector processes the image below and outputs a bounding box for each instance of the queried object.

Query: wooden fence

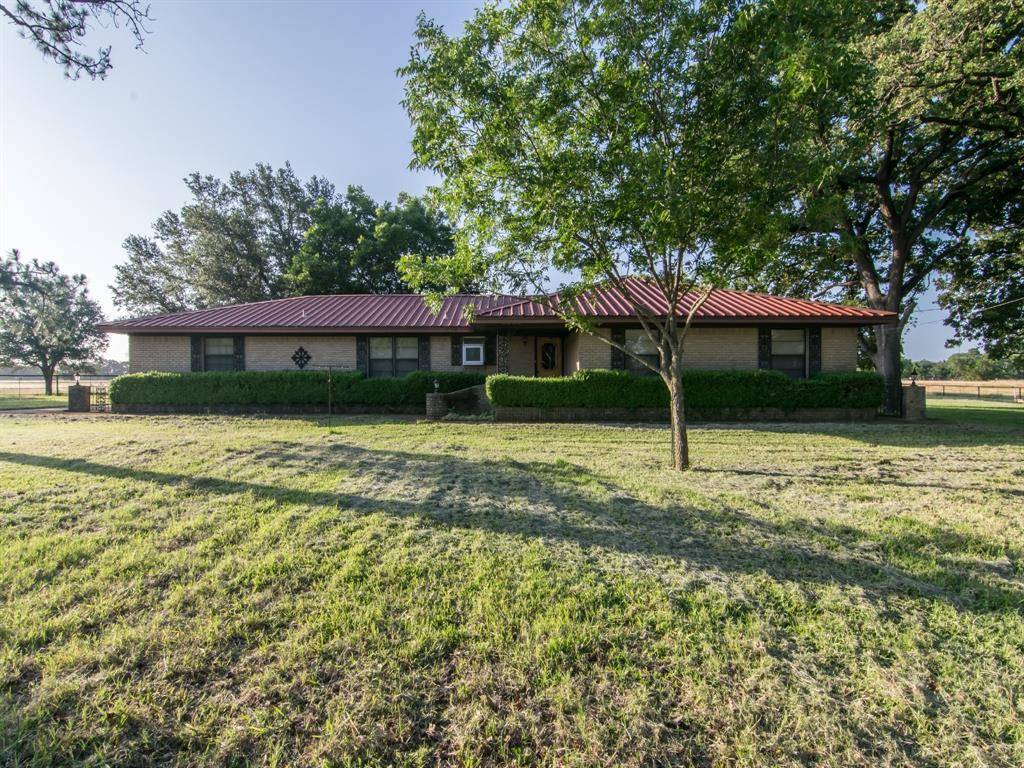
[905,379,1024,402]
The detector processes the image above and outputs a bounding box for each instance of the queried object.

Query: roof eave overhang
[471,315,897,327]
[97,324,474,335]
[99,313,897,335]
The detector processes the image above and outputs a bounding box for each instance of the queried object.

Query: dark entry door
[536,337,563,377]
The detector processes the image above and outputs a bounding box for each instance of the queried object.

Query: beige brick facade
[565,328,612,372]
[128,335,192,373]
[821,326,858,372]
[682,327,759,370]
[507,334,536,376]
[126,325,860,376]
[429,335,498,375]
[245,335,356,371]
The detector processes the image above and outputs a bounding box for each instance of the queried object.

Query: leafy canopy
[286,188,458,295]
[0,0,152,79]
[113,163,333,315]
[398,0,772,305]
[112,165,457,314]
[711,0,1023,392]
[0,250,107,387]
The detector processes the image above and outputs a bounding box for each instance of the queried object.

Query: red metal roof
[98,294,520,334]
[99,282,895,334]
[476,280,895,324]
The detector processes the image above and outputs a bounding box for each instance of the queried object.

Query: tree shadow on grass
[0,444,1020,616]
[691,465,1024,499]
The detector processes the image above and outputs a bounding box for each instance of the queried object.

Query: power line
[913,295,1024,325]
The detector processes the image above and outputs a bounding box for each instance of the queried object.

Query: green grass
[0,409,1021,766]
[927,395,1024,428]
[0,394,65,410]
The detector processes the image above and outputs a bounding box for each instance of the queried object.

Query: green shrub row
[109,370,486,407]
[485,369,885,410]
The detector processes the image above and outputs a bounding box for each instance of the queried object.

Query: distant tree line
[902,349,1024,381]
[111,163,460,316]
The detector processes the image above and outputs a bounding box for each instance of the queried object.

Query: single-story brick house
[99,280,895,379]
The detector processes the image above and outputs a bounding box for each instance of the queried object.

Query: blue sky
[0,0,964,361]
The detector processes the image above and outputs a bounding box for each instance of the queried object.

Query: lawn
[0,406,1021,766]
[926,395,1024,428]
[0,394,65,410]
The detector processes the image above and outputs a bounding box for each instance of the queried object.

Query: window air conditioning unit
[462,338,485,366]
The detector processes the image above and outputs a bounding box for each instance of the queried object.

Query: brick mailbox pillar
[425,392,447,420]
[68,384,91,412]
[901,384,926,421]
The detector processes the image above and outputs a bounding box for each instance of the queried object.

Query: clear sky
[1,0,965,362]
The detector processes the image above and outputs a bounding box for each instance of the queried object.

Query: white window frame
[462,337,486,366]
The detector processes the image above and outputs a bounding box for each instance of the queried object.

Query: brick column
[901,384,926,420]
[68,385,91,412]
[425,392,447,419]
[496,331,511,374]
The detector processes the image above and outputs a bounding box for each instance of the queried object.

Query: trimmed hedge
[485,369,885,410]
[109,370,486,407]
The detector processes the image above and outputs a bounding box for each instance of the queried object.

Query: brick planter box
[111,403,424,415]
[494,406,877,423]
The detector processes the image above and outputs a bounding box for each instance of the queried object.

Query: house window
[462,336,486,366]
[368,336,420,378]
[624,329,659,375]
[203,337,236,371]
[770,328,806,378]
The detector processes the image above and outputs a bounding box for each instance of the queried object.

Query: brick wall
[821,327,858,372]
[429,335,497,375]
[565,327,761,372]
[507,334,535,375]
[682,327,759,370]
[126,326,859,376]
[565,329,612,372]
[245,335,356,371]
[128,335,192,373]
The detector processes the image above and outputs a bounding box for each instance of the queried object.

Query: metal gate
[91,385,109,413]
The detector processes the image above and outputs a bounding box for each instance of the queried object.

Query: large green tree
[400,0,774,470]
[0,250,107,394]
[936,209,1024,365]
[112,163,335,314]
[113,166,457,314]
[286,188,457,295]
[719,0,1024,412]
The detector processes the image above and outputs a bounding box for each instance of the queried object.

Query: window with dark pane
[368,336,422,378]
[394,337,419,376]
[770,328,807,378]
[203,337,236,371]
[369,337,394,378]
[624,329,659,375]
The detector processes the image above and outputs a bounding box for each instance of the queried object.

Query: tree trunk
[871,323,902,415]
[42,366,54,395]
[666,371,689,471]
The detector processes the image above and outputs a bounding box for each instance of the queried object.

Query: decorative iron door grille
[91,385,109,413]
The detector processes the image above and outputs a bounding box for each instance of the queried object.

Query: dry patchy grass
[0,407,1022,766]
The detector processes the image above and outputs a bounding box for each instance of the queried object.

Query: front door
[536,337,563,377]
